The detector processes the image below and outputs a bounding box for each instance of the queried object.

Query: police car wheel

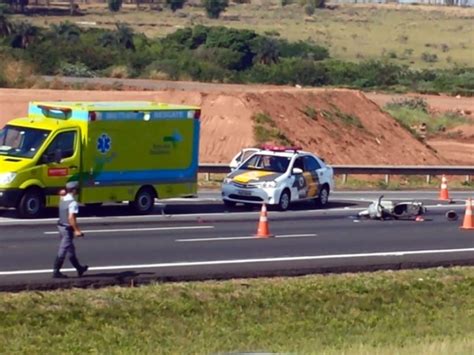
[18,189,44,219]
[316,186,329,207]
[278,190,291,211]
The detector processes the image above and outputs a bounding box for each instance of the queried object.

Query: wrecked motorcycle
[358,195,426,220]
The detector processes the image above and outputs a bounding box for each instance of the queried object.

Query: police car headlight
[262,181,277,188]
[0,172,16,184]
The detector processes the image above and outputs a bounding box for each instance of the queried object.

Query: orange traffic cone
[460,198,474,230]
[256,204,274,238]
[439,175,450,201]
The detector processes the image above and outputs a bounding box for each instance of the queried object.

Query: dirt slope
[0,88,443,165]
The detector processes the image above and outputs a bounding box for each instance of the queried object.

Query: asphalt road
[1,190,473,291]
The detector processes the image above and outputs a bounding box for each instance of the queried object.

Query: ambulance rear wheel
[130,187,156,214]
[17,188,45,219]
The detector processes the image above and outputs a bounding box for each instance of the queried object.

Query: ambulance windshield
[0,125,50,159]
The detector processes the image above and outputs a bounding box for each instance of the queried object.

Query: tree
[108,0,122,12]
[49,21,81,42]
[0,6,13,37]
[166,0,186,12]
[115,23,135,50]
[202,0,228,19]
[10,21,38,49]
[251,37,280,65]
[99,23,135,51]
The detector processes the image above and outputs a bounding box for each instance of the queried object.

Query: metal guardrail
[198,164,474,183]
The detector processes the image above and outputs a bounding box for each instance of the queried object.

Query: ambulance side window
[45,131,76,160]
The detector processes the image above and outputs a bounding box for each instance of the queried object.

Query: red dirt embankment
[0,88,443,165]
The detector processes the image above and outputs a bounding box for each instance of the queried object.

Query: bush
[166,0,186,12]
[59,62,96,77]
[108,0,122,12]
[304,4,315,15]
[202,0,229,19]
[278,39,329,61]
[386,97,429,112]
[421,52,438,63]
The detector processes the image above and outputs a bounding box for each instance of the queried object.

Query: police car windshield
[240,154,290,173]
[0,125,50,159]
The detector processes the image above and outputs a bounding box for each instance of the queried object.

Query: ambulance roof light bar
[37,105,72,119]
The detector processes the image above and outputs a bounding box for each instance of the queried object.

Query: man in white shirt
[53,181,88,279]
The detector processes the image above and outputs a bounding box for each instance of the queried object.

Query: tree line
[0,13,472,95]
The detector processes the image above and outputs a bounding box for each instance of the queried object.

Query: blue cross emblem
[97,133,111,154]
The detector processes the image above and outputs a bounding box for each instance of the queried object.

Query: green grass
[385,104,472,137]
[1,267,474,353]
[17,3,474,69]
[252,112,293,145]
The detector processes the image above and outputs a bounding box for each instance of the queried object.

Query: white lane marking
[43,226,214,235]
[176,234,316,242]
[2,247,474,276]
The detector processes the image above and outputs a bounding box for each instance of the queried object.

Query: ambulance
[0,101,201,218]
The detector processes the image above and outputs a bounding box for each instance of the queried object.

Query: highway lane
[1,195,473,290]
[0,190,472,225]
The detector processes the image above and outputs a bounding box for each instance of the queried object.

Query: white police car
[222,145,334,211]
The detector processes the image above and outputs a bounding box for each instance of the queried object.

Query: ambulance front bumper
[0,189,22,208]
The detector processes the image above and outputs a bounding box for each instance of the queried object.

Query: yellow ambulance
[0,101,201,218]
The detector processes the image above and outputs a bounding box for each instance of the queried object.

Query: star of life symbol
[97,133,111,154]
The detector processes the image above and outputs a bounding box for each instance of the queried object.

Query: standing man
[53,181,88,279]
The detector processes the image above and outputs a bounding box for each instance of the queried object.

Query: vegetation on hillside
[385,97,472,138]
[0,7,473,95]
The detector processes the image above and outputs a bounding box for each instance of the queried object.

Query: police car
[222,145,334,211]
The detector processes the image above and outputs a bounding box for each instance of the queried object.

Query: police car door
[291,156,308,200]
[302,155,322,199]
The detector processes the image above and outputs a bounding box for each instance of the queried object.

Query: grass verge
[1,267,474,353]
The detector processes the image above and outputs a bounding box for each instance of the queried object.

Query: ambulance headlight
[0,172,16,184]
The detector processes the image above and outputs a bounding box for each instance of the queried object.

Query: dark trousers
[54,225,83,272]
[57,225,77,259]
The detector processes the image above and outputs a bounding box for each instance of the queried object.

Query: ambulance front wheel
[130,187,156,214]
[17,188,45,219]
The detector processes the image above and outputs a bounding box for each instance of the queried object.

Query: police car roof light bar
[260,144,302,152]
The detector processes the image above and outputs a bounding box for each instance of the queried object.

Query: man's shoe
[53,272,68,279]
[78,265,88,277]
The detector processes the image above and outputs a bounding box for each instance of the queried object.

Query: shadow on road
[0,200,362,220]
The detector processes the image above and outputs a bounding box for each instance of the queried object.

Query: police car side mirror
[292,168,303,175]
